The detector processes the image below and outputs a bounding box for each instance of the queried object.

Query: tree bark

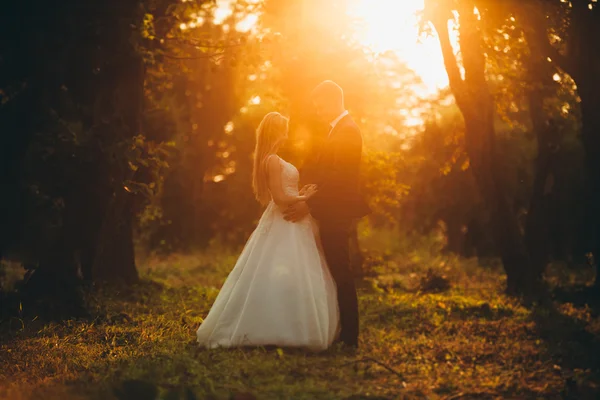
[579,91,600,288]
[563,6,600,288]
[519,0,600,287]
[443,213,466,255]
[427,0,536,295]
[91,51,145,285]
[521,25,563,286]
[91,188,139,285]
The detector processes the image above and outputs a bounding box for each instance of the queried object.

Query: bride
[196,111,340,351]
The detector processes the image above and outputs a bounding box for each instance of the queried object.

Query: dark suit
[303,114,369,346]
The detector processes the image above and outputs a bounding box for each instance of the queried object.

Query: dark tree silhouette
[516,0,600,287]
[0,0,145,316]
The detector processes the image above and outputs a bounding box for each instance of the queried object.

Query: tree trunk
[563,5,600,288]
[519,0,600,287]
[21,233,87,318]
[579,88,600,288]
[91,188,139,285]
[521,29,561,286]
[554,2,600,287]
[442,209,466,255]
[427,0,535,295]
[91,52,144,285]
[22,184,90,317]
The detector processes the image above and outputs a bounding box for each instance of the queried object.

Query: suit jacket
[303,114,370,224]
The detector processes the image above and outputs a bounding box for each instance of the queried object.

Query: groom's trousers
[319,222,359,346]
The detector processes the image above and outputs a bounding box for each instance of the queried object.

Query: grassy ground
[1,240,599,399]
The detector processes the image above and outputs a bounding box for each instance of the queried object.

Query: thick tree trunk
[522,116,557,284]
[520,0,600,287]
[91,52,144,285]
[22,184,90,317]
[428,0,535,295]
[21,233,87,318]
[557,2,600,287]
[548,0,600,288]
[521,31,561,286]
[442,209,466,255]
[473,121,534,294]
[579,89,600,288]
[91,188,139,285]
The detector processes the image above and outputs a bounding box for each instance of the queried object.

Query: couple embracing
[196,80,370,351]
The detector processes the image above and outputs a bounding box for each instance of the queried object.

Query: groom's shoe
[332,339,358,355]
[338,344,358,356]
[339,335,359,348]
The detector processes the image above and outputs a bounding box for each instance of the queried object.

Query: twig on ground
[341,357,406,381]
[443,391,498,400]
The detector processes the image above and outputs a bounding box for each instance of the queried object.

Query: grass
[1,239,599,399]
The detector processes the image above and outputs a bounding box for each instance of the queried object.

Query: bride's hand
[301,184,318,199]
[299,184,317,196]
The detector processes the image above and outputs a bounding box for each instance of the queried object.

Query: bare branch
[160,52,224,61]
[164,37,246,49]
[457,0,487,88]
[429,12,468,109]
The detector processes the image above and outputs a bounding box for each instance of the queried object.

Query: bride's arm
[267,156,315,206]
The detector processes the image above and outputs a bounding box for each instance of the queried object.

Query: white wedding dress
[196,157,339,351]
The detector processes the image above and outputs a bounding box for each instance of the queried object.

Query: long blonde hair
[252,112,289,205]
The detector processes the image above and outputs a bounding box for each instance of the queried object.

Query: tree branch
[457,0,487,88]
[428,7,468,109]
[160,52,224,61]
[164,37,246,49]
[509,0,577,79]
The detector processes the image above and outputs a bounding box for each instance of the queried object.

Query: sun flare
[204,0,453,97]
[348,0,451,95]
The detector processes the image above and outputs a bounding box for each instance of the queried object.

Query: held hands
[298,184,318,200]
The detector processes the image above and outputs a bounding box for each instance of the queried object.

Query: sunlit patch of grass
[1,245,599,399]
[137,246,239,289]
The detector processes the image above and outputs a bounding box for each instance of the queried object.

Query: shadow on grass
[531,292,600,399]
[371,298,515,331]
[77,343,367,400]
[0,279,167,347]
[447,303,515,320]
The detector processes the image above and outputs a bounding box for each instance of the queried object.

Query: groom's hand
[283,201,310,222]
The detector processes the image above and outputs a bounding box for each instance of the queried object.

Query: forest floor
[1,239,600,399]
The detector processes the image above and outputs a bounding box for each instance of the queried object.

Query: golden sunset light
[348,0,451,95]
[203,0,453,97]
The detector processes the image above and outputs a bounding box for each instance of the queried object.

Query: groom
[284,80,369,348]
